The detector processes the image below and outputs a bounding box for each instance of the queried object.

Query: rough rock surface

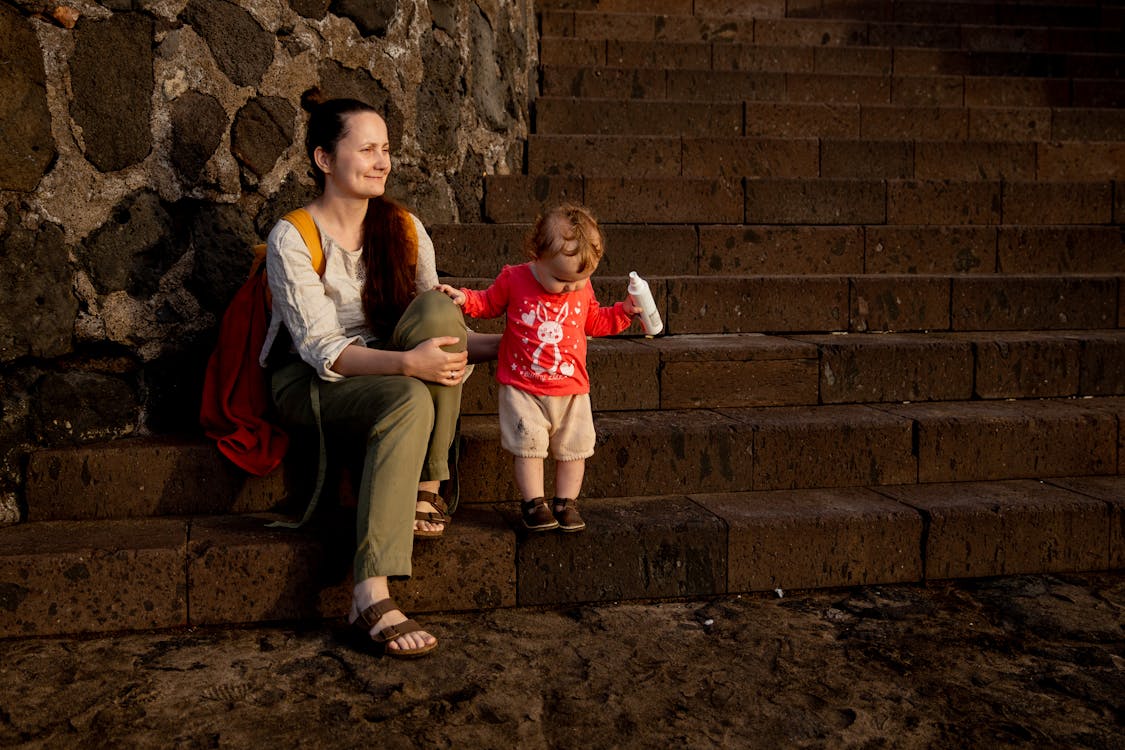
[0,574,1120,748]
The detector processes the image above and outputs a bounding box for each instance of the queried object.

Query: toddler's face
[532,248,597,295]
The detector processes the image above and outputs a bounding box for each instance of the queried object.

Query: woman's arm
[331,337,468,381]
[467,331,501,364]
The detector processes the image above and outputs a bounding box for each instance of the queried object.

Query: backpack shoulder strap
[282,208,325,275]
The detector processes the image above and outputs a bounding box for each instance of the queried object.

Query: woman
[261,89,496,657]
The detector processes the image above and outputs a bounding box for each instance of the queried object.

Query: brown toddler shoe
[552,497,586,532]
[521,497,559,531]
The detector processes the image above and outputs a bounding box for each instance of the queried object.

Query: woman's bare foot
[349,600,436,654]
[414,497,445,535]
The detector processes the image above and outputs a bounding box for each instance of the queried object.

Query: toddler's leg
[552,458,587,532]
[515,456,558,530]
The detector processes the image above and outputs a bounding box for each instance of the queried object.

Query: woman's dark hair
[300,87,378,190]
[300,88,417,338]
[362,197,418,340]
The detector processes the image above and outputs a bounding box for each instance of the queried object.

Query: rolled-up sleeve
[263,221,362,381]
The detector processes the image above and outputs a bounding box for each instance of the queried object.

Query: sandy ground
[1,573,1122,749]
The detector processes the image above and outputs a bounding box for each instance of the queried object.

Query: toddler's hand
[622,297,643,316]
[434,283,467,306]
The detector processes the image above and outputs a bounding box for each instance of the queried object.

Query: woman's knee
[396,290,467,349]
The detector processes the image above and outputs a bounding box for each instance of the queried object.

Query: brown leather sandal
[552,497,586,532]
[414,490,451,539]
[349,598,438,659]
[521,497,559,531]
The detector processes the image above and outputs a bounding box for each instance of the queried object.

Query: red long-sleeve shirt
[461,263,632,396]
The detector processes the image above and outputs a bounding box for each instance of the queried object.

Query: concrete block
[793,332,974,403]
[694,487,923,591]
[541,65,666,99]
[865,226,997,274]
[668,276,850,333]
[1037,142,1125,181]
[1074,330,1125,396]
[887,180,1001,225]
[892,48,970,76]
[821,139,914,179]
[951,276,1118,330]
[667,70,787,101]
[948,331,1082,398]
[694,0,786,17]
[586,177,744,223]
[535,97,744,137]
[1072,78,1125,108]
[1002,181,1114,225]
[868,22,960,49]
[607,40,711,69]
[484,175,583,223]
[430,223,528,277]
[187,515,349,626]
[600,224,699,276]
[860,105,968,139]
[1051,108,1125,141]
[0,519,188,636]
[682,137,819,180]
[881,400,1116,483]
[746,102,860,139]
[644,333,820,408]
[714,44,813,72]
[722,404,916,490]
[528,135,681,178]
[961,26,1051,54]
[746,178,885,224]
[573,11,655,40]
[507,495,727,606]
[539,37,605,67]
[814,46,892,75]
[890,75,964,106]
[878,480,1111,579]
[968,106,1052,141]
[786,73,891,104]
[965,76,1069,106]
[25,437,288,521]
[539,10,574,37]
[850,275,952,332]
[458,409,755,501]
[996,226,1125,274]
[1046,475,1125,569]
[914,141,1036,181]
[699,225,864,275]
[753,18,869,46]
[656,14,755,42]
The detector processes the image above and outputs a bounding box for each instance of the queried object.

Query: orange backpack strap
[248,208,324,278]
[282,208,325,275]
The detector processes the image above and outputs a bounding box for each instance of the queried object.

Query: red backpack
[199,208,324,477]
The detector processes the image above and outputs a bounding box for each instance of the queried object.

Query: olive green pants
[271,291,465,581]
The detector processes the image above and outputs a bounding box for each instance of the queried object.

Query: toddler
[436,204,642,531]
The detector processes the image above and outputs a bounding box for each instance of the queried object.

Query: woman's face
[317,111,391,199]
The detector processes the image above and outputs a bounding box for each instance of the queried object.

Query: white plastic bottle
[627,271,663,336]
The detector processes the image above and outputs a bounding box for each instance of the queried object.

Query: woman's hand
[403,336,469,386]
[433,284,467,306]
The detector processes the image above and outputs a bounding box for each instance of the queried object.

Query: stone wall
[0,0,537,523]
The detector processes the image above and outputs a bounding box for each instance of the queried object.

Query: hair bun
[300,87,327,113]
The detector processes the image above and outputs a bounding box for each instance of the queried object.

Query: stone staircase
[4,0,1123,638]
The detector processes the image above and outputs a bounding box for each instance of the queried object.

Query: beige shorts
[498,385,596,461]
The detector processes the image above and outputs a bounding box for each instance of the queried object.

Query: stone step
[539,39,1125,79]
[481,175,1123,226]
[433,223,1125,277]
[524,135,1125,181]
[535,0,1124,30]
[2,474,1120,636]
[539,64,1125,107]
[446,274,1125,334]
[25,395,1124,520]
[539,10,1125,53]
[533,97,1125,140]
